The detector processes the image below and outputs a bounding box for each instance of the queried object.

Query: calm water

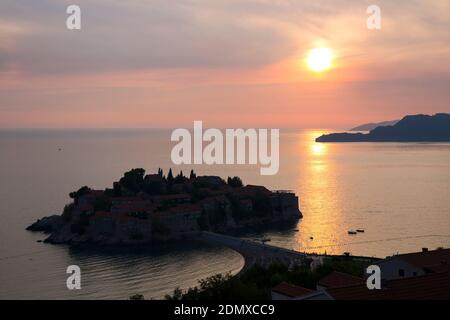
[0,129,449,299]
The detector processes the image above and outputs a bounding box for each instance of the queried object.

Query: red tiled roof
[233,185,271,197]
[327,271,450,300]
[424,263,450,273]
[272,282,314,298]
[396,248,450,269]
[318,271,364,288]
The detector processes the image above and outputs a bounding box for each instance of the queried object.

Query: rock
[26,215,63,233]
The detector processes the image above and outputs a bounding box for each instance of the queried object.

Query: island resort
[27,168,302,245]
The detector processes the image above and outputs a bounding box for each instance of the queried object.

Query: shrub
[227,176,243,188]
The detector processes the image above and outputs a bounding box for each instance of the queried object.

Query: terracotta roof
[424,263,450,273]
[396,248,450,269]
[318,271,364,288]
[272,282,314,298]
[327,271,450,300]
[233,185,272,197]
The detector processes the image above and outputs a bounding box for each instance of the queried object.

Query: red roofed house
[271,282,314,300]
[274,270,450,300]
[273,248,450,300]
[317,271,364,290]
[325,270,450,300]
[375,248,450,280]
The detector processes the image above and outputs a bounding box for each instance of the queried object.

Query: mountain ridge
[316,113,450,142]
[350,120,399,131]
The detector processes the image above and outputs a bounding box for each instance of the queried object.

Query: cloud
[1,0,449,77]
[0,0,300,75]
[0,0,449,128]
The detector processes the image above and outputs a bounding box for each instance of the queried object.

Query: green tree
[227,176,243,188]
[119,168,146,193]
[174,170,187,183]
[69,186,91,199]
[62,203,74,221]
[165,287,183,300]
[167,168,174,183]
[129,294,145,300]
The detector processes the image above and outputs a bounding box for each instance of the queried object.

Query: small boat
[348,230,357,235]
[293,229,299,232]
[356,229,365,233]
[261,238,271,243]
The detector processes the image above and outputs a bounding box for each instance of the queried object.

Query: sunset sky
[1,0,449,129]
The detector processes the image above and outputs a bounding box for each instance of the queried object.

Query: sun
[306,48,333,72]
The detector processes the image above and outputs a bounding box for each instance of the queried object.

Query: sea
[0,128,449,299]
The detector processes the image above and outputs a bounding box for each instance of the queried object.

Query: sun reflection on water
[311,142,327,156]
[292,130,345,255]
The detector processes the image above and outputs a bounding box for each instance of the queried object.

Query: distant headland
[27,169,302,245]
[350,119,399,131]
[317,113,450,142]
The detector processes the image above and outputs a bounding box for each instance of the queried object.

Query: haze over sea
[1,129,449,299]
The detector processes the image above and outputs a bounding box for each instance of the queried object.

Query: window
[399,269,405,277]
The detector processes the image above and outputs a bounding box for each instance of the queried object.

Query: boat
[356,229,365,233]
[348,230,357,235]
[261,238,271,243]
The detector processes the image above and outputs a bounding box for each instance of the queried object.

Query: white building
[375,248,450,280]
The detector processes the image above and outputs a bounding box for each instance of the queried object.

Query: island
[27,168,302,245]
[316,113,450,142]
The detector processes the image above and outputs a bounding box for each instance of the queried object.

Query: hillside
[317,113,450,142]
